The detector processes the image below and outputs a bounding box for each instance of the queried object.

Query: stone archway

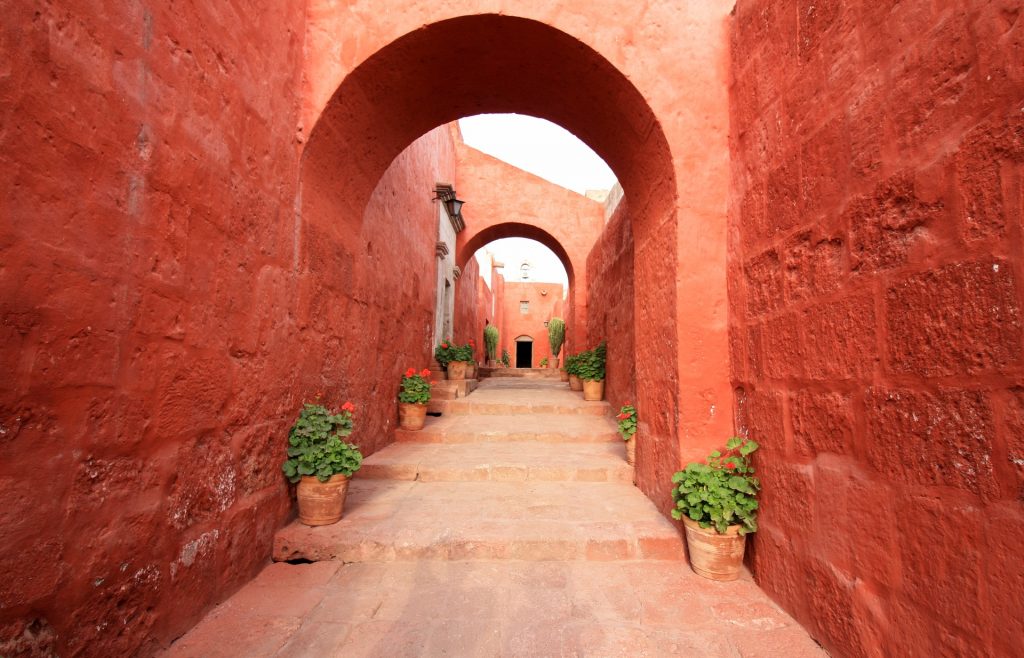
[298,10,731,511]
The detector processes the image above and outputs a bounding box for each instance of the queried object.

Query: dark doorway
[515,340,533,368]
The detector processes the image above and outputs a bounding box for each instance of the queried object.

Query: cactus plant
[547,317,565,358]
[483,325,499,361]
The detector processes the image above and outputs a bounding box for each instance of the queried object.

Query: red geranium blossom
[405,367,416,377]
[341,401,355,413]
[420,368,431,378]
[441,342,449,348]
[724,461,736,470]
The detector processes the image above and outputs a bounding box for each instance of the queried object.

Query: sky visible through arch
[461,114,615,290]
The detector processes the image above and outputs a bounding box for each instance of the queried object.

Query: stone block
[761,313,804,380]
[781,230,844,303]
[790,390,852,457]
[897,496,984,639]
[885,260,1022,377]
[802,294,875,380]
[745,248,783,316]
[849,172,944,274]
[865,387,997,498]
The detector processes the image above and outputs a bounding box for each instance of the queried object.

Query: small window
[520,301,530,314]
[520,263,530,280]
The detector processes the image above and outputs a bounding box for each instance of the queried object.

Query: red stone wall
[347,126,457,454]
[730,2,1024,656]
[0,2,456,653]
[586,198,636,418]
[0,3,305,654]
[453,255,496,364]
[498,282,565,367]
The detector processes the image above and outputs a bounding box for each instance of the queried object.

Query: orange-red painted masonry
[3,1,1021,656]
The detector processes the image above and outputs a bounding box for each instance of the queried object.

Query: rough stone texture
[731,1,1024,656]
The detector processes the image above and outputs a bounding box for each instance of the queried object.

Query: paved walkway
[162,378,826,657]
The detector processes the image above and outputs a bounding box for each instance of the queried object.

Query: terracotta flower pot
[447,361,468,380]
[549,358,560,369]
[560,369,569,382]
[399,402,427,430]
[466,362,477,380]
[296,474,350,526]
[681,516,746,581]
[569,374,582,391]
[582,379,604,401]
[625,438,636,466]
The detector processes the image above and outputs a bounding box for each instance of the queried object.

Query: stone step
[479,366,561,379]
[394,414,619,443]
[429,381,609,416]
[360,441,632,483]
[430,378,478,400]
[273,480,684,563]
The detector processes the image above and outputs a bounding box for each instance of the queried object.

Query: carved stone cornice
[436,241,450,259]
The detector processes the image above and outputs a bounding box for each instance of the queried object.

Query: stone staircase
[272,378,681,564]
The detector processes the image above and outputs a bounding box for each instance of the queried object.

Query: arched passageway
[299,11,732,510]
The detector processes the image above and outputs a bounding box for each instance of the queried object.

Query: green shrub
[282,403,362,483]
[398,368,432,404]
[452,342,474,362]
[501,349,511,367]
[483,325,499,360]
[540,357,549,367]
[434,339,457,367]
[547,318,565,358]
[616,403,637,441]
[670,437,760,535]
[577,341,606,381]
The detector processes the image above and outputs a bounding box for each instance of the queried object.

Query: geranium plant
[540,357,549,367]
[399,368,433,404]
[453,342,474,363]
[282,402,362,483]
[616,403,636,441]
[434,339,456,368]
[670,437,760,535]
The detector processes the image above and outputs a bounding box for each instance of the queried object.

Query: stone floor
[161,379,826,657]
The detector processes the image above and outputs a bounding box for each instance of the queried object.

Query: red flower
[405,367,416,377]
[441,342,449,349]
[341,401,355,413]
[420,368,431,377]
[616,413,627,420]
[724,461,736,470]
[469,339,476,346]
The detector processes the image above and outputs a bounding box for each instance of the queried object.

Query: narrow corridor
[162,378,825,657]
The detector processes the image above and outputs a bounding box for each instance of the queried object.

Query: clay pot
[296,474,350,526]
[560,369,569,382]
[625,438,636,466]
[549,358,560,369]
[569,374,582,391]
[582,379,604,401]
[681,516,746,581]
[399,402,427,430]
[447,361,468,380]
[466,362,477,380]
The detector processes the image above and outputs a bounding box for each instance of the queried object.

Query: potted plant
[566,352,583,391]
[434,339,456,378]
[501,349,511,368]
[282,401,363,526]
[547,317,565,368]
[447,342,473,380]
[540,357,549,368]
[616,402,637,465]
[398,367,432,430]
[670,437,760,581]
[484,325,499,366]
[578,341,606,401]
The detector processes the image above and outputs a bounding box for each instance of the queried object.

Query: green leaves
[483,325,499,361]
[281,403,363,483]
[547,318,565,357]
[398,373,432,404]
[669,437,760,535]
